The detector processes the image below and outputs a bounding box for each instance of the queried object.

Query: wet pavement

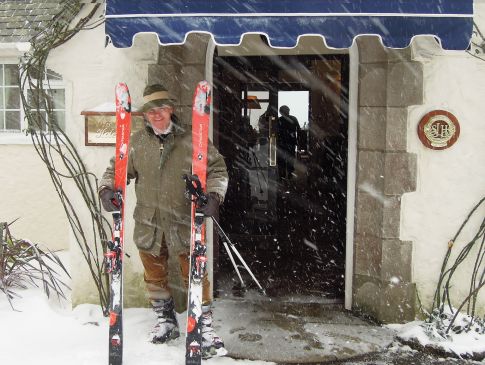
[212,294,395,364]
[291,347,485,365]
[212,294,483,365]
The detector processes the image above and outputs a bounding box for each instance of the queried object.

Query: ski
[105,82,131,365]
[184,81,211,365]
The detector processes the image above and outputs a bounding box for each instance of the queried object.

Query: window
[241,90,269,132]
[277,90,309,129]
[0,64,21,131]
[27,87,66,132]
[0,63,65,136]
[26,67,65,132]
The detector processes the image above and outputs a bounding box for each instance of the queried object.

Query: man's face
[144,105,173,131]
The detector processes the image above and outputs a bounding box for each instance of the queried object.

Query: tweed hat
[139,84,176,112]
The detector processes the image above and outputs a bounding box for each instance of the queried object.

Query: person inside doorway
[276,105,301,180]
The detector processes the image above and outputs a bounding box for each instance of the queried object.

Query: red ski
[184,81,211,365]
[105,82,131,365]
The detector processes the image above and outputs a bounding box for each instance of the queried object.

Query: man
[277,105,301,180]
[99,84,228,358]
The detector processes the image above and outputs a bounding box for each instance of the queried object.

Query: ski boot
[201,305,227,358]
[149,297,180,344]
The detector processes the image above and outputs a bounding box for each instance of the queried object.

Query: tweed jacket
[100,119,228,255]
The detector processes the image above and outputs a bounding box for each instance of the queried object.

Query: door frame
[345,44,359,310]
[206,40,357,308]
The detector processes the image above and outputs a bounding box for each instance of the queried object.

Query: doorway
[213,54,349,299]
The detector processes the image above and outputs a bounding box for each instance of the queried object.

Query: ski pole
[227,241,266,295]
[211,217,245,286]
[211,217,266,295]
[182,173,266,294]
[221,240,246,288]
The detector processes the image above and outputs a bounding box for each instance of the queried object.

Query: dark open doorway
[213,54,349,300]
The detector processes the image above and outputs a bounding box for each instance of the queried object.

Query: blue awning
[105,0,473,50]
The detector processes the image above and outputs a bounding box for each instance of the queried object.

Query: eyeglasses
[145,106,172,116]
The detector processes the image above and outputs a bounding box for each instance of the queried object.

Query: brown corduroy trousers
[138,234,211,305]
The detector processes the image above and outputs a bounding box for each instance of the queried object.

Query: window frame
[0,63,22,133]
[0,61,66,145]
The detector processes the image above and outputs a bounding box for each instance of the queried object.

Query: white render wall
[44,8,160,306]
[0,45,69,251]
[402,19,485,314]
[0,145,69,251]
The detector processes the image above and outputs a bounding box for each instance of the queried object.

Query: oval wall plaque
[417,110,460,150]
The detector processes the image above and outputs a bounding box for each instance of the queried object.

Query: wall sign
[81,111,144,146]
[417,110,460,150]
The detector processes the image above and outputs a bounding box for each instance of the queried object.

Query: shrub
[0,221,70,310]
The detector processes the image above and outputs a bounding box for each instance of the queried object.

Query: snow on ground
[0,286,273,365]
[389,317,485,361]
[2,248,484,364]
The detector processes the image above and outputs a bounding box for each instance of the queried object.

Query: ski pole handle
[182,174,208,207]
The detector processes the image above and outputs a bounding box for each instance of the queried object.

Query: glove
[199,192,221,217]
[99,187,119,212]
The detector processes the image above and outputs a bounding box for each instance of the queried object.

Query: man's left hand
[199,192,221,217]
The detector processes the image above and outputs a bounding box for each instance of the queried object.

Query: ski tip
[193,81,211,116]
[197,80,210,91]
[115,82,131,113]
[195,80,211,98]
[115,82,129,94]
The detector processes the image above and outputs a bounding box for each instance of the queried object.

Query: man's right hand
[99,187,119,212]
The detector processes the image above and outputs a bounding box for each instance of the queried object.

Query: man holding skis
[99,84,228,358]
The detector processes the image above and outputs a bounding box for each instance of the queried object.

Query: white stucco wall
[43,6,161,306]
[0,145,69,251]
[0,43,69,251]
[402,6,485,314]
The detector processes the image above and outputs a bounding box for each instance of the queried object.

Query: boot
[201,305,227,358]
[149,297,180,344]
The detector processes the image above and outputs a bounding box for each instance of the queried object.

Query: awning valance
[105,0,473,50]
